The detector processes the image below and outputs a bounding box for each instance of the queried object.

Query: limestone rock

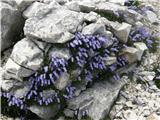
[84,12,99,22]
[4,58,33,80]
[15,0,37,11]
[122,47,143,63]
[64,76,128,120]
[145,10,159,24]
[23,2,47,18]
[4,38,44,79]
[48,46,71,60]
[103,57,117,65]
[28,104,59,120]
[134,42,148,60]
[24,7,84,43]
[1,1,24,51]
[123,9,144,25]
[65,1,81,12]
[96,2,126,14]
[54,72,70,90]
[82,22,113,41]
[113,22,132,43]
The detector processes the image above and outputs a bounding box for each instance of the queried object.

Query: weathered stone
[4,58,33,80]
[134,42,148,60]
[84,12,99,22]
[23,2,47,18]
[1,1,24,51]
[113,22,132,43]
[123,110,138,120]
[103,57,117,65]
[65,1,81,12]
[1,79,15,91]
[109,0,126,5]
[10,38,44,71]
[11,81,32,98]
[15,0,37,11]
[123,9,144,25]
[82,23,105,35]
[139,71,156,81]
[78,1,96,12]
[145,10,159,24]
[28,104,58,120]
[122,47,142,63]
[82,22,113,40]
[54,72,70,90]
[96,2,126,14]
[64,76,128,120]
[4,38,44,79]
[24,7,84,43]
[49,46,71,60]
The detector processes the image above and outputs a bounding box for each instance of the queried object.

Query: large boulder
[1,1,24,51]
[24,5,85,43]
[64,76,128,120]
[3,38,45,80]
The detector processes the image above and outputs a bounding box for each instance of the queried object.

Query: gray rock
[78,1,96,12]
[28,104,59,120]
[139,71,156,81]
[134,42,148,60]
[123,9,144,25]
[49,46,71,60]
[64,76,128,120]
[41,89,57,99]
[65,1,81,12]
[112,22,132,43]
[15,0,37,11]
[24,7,84,43]
[11,81,32,98]
[1,0,17,7]
[42,0,67,4]
[84,12,99,22]
[1,1,24,51]
[54,72,70,90]
[4,58,33,80]
[82,22,113,45]
[96,2,126,14]
[82,23,106,35]
[23,2,47,18]
[108,0,126,5]
[145,10,159,24]
[122,47,143,63]
[103,57,117,65]
[4,38,44,79]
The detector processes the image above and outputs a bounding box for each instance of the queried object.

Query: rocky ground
[1,0,160,120]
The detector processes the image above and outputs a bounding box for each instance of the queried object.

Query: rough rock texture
[28,104,59,120]
[1,0,160,120]
[64,76,128,120]
[3,38,45,79]
[112,22,132,43]
[24,5,84,43]
[1,1,24,51]
[15,0,37,11]
[122,46,145,63]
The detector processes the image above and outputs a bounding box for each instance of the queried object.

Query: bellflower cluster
[1,92,24,109]
[129,27,157,48]
[2,32,129,118]
[68,32,127,82]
